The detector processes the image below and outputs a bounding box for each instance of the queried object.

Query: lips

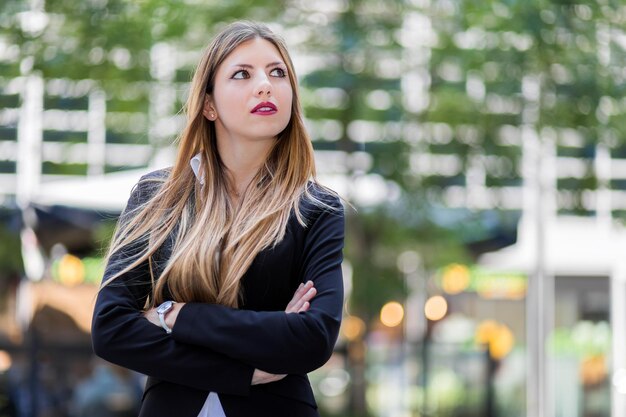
[251,102,277,114]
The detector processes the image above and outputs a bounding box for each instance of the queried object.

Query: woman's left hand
[143,302,185,330]
[285,281,316,314]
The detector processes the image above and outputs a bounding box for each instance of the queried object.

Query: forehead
[219,37,284,68]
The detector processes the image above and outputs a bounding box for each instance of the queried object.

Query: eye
[270,67,287,78]
[232,69,250,79]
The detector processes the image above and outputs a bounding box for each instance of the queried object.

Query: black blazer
[91,169,345,417]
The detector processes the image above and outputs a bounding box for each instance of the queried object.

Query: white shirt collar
[190,153,205,185]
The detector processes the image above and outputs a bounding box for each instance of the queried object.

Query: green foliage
[0,221,22,275]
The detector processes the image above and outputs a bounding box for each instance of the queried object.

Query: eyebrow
[230,62,286,69]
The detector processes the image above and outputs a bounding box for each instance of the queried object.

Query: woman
[91,21,345,417]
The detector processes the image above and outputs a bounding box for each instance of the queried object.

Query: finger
[297,301,310,313]
[294,281,313,300]
[286,282,314,313]
[286,283,304,309]
[303,286,316,300]
[298,287,316,306]
[298,286,317,305]
[291,288,313,312]
[286,283,307,309]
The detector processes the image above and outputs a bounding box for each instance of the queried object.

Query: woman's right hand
[252,281,317,385]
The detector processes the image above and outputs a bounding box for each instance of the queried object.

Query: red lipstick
[251,102,277,115]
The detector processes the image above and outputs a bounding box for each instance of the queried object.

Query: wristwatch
[156,301,176,334]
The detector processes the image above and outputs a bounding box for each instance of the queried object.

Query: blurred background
[1,0,625,416]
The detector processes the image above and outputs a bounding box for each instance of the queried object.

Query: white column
[595,143,611,227]
[16,74,45,282]
[16,74,43,209]
[522,74,554,417]
[87,90,106,176]
[611,266,626,417]
[149,43,177,148]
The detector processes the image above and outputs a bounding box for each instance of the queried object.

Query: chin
[254,126,288,139]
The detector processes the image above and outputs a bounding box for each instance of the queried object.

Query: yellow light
[489,325,514,360]
[475,320,500,345]
[424,295,447,321]
[380,301,404,327]
[58,254,85,286]
[441,263,471,294]
[0,351,12,373]
[342,315,366,341]
[475,320,515,360]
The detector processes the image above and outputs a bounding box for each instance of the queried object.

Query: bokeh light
[424,295,447,321]
[341,315,366,341]
[380,301,404,327]
[475,320,515,360]
[441,263,470,294]
[0,350,12,373]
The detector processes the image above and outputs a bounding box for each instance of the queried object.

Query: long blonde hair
[103,21,320,308]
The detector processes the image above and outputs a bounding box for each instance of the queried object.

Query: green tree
[422,0,626,216]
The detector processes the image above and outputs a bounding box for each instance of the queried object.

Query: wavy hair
[103,21,323,308]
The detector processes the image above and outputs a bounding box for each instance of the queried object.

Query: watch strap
[157,301,176,334]
[158,311,172,334]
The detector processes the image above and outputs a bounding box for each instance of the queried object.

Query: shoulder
[306,182,342,207]
[299,182,344,226]
[136,167,171,190]
[138,167,171,185]
[128,168,171,206]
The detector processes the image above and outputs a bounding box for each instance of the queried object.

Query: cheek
[280,86,293,114]
[214,89,241,117]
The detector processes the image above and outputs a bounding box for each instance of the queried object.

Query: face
[205,37,293,143]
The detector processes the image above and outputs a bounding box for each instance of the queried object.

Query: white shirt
[190,153,205,185]
[197,392,227,417]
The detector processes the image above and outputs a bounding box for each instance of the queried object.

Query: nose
[255,75,272,97]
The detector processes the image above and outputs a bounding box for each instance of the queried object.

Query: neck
[216,133,275,197]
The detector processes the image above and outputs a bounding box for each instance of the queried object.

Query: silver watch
[156,301,176,334]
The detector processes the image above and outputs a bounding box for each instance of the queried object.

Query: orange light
[424,295,447,321]
[0,351,12,373]
[342,315,366,341]
[441,264,470,294]
[580,355,607,386]
[475,320,500,345]
[58,254,85,286]
[475,320,515,360]
[490,325,514,360]
[380,301,404,327]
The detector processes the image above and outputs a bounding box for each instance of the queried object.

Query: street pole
[522,75,555,417]
[398,251,424,416]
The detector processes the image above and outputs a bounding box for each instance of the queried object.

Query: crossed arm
[92,175,345,394]
[143,280,318,384]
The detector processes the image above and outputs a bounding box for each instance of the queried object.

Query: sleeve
[91,173,254,396]
[171,195,345,375]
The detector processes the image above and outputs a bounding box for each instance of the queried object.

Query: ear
[202,94,218,121]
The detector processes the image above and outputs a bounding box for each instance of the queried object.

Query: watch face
[157,301,174,314]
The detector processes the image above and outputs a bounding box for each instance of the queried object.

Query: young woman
[91,21,345,417]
